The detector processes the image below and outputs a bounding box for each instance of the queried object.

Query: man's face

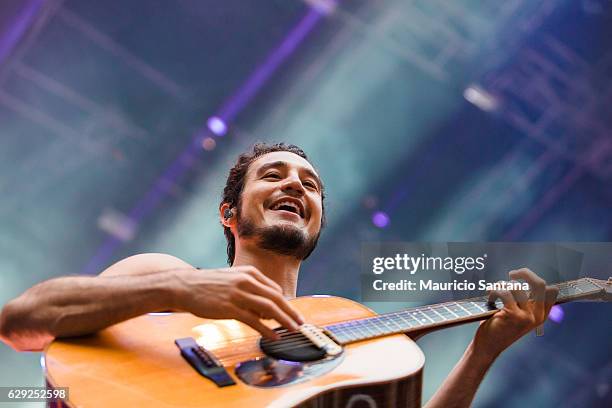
[235,151,323,259]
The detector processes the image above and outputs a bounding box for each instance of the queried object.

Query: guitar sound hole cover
[259,328,326,362]
[237,328,344,387]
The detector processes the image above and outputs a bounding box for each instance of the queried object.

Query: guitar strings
[210,310,482,357]
[216,305,485,355]
[210,336,327,361]
[209,291,505,346]
[217,297,540,357]
[208,280,586,363]
[213,329,405,361]
[212,333,321,356]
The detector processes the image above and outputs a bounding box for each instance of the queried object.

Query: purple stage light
[372,211,390,228]
[207,116,227,136]
[548,305,564,323]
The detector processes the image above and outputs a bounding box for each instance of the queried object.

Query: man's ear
[219,203,234,228]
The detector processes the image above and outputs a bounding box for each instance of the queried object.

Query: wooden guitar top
[45,296,425,408]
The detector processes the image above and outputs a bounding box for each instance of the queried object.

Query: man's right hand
[174,266,304,340]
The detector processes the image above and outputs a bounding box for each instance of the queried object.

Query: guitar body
[45,296,425,408]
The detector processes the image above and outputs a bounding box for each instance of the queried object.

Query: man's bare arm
[423,341,495,408]
[0,254,191,352]
[424,268,558,408]
[0,253,303,352]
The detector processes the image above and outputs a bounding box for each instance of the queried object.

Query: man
[0,142,557,407]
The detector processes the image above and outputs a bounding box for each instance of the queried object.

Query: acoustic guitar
[44,277,611,408]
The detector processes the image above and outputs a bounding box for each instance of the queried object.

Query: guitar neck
[325,277,611,345]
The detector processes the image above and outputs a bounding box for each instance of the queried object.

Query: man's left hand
[472,268,559,360]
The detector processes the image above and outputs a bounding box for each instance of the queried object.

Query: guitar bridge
[175,337,235,387]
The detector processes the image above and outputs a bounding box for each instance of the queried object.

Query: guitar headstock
[586,277,612,302]
[554,277,612,303]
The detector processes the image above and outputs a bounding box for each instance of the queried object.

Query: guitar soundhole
[260,327,327,362]
[237,328,344,388]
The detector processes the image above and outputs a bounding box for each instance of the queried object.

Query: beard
[236,211,320,260]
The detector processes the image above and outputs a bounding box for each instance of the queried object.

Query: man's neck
[232,244,301,298]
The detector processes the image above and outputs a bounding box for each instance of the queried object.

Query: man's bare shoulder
[99,253,194,277]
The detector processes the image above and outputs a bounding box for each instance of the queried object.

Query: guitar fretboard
[324,278,604,345]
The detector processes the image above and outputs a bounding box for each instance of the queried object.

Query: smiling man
[220,145,325,299]
[0,142,557,407]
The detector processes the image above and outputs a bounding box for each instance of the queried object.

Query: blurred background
[0,0,610,407]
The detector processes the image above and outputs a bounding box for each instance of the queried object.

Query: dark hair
[220,142,326,265]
